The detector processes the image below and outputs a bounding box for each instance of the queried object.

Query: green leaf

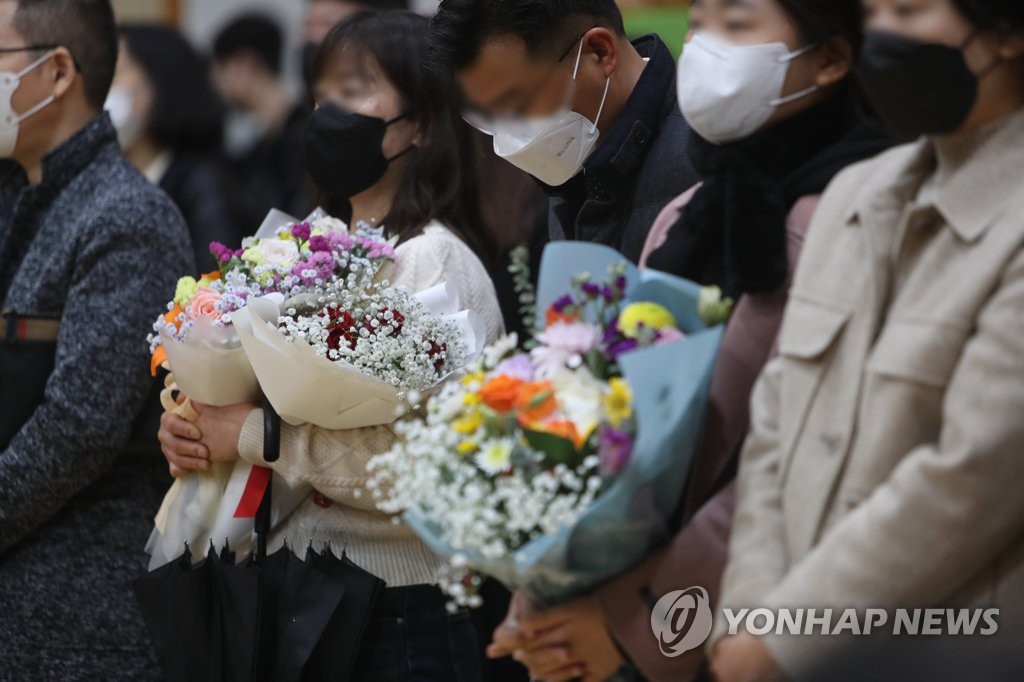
[523,428,579,467]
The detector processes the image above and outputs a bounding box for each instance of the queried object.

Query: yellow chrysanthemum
[604,377,633,428]
[463,392,482,408]
[617,302,677,339]
[173,277,198,306]
[452,410,483,435]
[457,440,479,456]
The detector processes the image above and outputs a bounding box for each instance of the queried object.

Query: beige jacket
[713,108,1024,675]
[237,224,504,587]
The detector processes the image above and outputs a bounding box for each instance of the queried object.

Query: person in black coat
[109,24,243,272]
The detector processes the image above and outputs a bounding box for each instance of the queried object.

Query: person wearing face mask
[0,0,192,676]
[485,2,892,681]
[111,25,242,272]
[428,0,701,264]
[708,0,1024,680]
[157,12,506,681]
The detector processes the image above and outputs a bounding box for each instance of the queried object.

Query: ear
[584,27,618,78]
[50,47,77,100]
[997,30,1024,61]
[813,37,854,89]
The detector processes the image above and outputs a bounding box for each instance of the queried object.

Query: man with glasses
[429,0,699,263]
[0,0,191,676]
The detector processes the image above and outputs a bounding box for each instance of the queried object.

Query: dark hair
[213,13,283,75]
[951,0,1024,31]
[120,25,223,152]
[313,11,496,264]
[11,0,117,110]
[776,0,863,54]
[428,0,626,72]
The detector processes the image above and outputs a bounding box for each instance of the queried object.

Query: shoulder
[74,150,190,244]
[819,141,923,212]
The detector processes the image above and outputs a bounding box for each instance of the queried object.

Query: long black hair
[120,24,224,151]
[312,11,496,265]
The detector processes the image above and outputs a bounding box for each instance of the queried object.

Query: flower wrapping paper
[404,242,725,607]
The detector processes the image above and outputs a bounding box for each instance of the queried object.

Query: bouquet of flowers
[234,274,486,430]
[368,242,728,608]
[146,209,397,569]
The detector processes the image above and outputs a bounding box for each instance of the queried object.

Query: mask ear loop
[769,44,819,107]
[4,51,57,126]
[570,36,611,132]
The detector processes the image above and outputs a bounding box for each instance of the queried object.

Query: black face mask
[855,31,980,138]
[300,41,318,95]
[303,103,412,201]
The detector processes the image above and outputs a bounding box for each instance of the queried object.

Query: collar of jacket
[547,34,677,201]
[4,112,119,197]
[845,106,1024,244]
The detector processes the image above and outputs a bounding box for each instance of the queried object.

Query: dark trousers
[351,584,484,682]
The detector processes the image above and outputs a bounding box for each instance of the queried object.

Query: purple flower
[581,282,602,299]
[552,294,574,313]
[614,275,627,293]
[607,338,639,361]
[291,222,312,241]
[209,241,235,264]
[494,354,536,382]
[598,426,633,476]
[308,235,332,253]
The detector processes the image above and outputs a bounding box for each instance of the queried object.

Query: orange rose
[537,419,582,449]
[187,287,223,322]
[514,381,557,424]
[479,375,525,413]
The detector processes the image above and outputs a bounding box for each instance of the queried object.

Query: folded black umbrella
[134,400,384,681]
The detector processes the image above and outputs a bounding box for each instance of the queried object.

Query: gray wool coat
[0,113,192,677]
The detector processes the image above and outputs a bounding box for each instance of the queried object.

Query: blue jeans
[351,584,484,682]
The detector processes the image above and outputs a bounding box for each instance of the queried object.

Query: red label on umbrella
[234,465,272,518]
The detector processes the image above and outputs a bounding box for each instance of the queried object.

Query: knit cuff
[237,408,265,466]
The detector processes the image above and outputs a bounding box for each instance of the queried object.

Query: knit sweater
[0,114,192,676]
[237,223,504,587]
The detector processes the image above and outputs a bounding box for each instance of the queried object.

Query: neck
[596,39,646,140]
[349,169,401,229]
[125,135,165,175]
[17,106,95,185]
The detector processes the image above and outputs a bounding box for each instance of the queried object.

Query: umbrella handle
[255,398,282,563]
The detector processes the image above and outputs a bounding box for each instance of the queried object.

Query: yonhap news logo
[650,587,1001,658]
[650,587,715,657]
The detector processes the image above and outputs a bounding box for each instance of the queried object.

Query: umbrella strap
[255,399,282,563]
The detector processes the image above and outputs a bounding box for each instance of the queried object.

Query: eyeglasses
[462,28,594,134]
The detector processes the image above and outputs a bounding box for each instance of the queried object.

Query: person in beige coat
[710,1,1024,680]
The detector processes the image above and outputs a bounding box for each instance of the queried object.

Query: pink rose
[188,287,223,321]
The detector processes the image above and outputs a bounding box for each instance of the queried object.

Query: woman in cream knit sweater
[158,12,503,681]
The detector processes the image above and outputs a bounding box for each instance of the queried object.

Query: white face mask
[105,86,145,150]
[677,33,817,145]
[0,51,56,158]
[491,41,611,187]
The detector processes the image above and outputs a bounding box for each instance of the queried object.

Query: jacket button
[313,491,332,508]
[633,128,648,145]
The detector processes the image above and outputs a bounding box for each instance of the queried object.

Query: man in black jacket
[0,0,191,677]
[429,0,699,263]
